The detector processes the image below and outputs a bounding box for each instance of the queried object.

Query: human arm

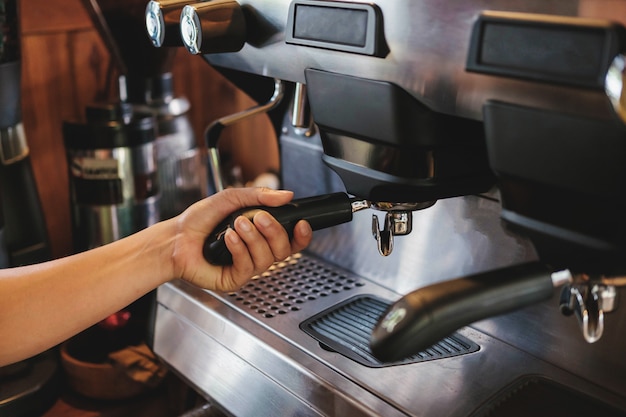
[0,187,312,366]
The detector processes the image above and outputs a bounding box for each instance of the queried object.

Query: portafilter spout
[370,201,436,257]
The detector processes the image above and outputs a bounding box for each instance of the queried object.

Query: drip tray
[300,295,480,368]
[469,375,626,417]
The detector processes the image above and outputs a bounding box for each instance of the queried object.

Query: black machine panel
[466,11,626,88]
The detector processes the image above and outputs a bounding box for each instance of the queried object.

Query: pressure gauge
[179,0,246,55]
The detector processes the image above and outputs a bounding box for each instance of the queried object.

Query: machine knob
[606,53,626,124]
[145,0,198,47]
[179,0,246,55]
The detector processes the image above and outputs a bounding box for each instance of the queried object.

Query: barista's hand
[171,188,312,291]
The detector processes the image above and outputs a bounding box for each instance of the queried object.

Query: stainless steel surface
[202,0,617,121]
[290,83,312,133]
[571,284,605,343]
[155,261,626,416]
[152,0,626,415]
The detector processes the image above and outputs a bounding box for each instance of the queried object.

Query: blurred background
[20,0,275,260]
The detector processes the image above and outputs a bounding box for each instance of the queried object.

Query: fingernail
[264,189,292,195]
[225,228,240,244]
[235,216,252,232]
[298,220,312,237]
[254,211,272,228]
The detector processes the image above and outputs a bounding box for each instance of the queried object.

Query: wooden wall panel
[20,0,93,33]
[18,0,276,259]
[20,28,111,258]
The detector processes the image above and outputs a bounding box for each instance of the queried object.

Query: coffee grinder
[0,1,59,415]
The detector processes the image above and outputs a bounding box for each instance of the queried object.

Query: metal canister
[120,72,207,220]
[63,102,160,251]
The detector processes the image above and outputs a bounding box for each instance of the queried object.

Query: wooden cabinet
[19,0,275,258]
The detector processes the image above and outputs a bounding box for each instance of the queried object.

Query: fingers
[176,188,311,293]
[247,212,312,264]
[291,220,313,253]
[252,211,293,261]
[230,212,290,266]
[224,212,312,289]
[184,188,295,239]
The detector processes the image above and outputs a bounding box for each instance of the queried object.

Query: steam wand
[204,78,285,192]
[369,264,626,363]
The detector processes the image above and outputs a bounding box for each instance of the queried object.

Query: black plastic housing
[305,68,495,203]
[466,11,626,89]
[484,100,626,274]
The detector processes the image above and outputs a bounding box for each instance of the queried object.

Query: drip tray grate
[224,254,366,318]
[300,295,480,368]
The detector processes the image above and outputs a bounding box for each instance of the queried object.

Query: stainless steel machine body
[151,0,626,415]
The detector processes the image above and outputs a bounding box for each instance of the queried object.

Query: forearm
[0,188,312,366]
[0,218,176,366]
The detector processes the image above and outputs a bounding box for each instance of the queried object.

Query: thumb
[195,188,294,230]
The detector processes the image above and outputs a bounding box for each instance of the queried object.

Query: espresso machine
[145,1,626,416]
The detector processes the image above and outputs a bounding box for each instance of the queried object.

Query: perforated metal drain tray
[223,254,367,318]
[301,295,479,367]
[220,254,479,368]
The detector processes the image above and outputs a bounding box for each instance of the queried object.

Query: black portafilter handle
[203,192,354,265]
[370,262,556,363]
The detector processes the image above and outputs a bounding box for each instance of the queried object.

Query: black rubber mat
[300,295,479,367]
